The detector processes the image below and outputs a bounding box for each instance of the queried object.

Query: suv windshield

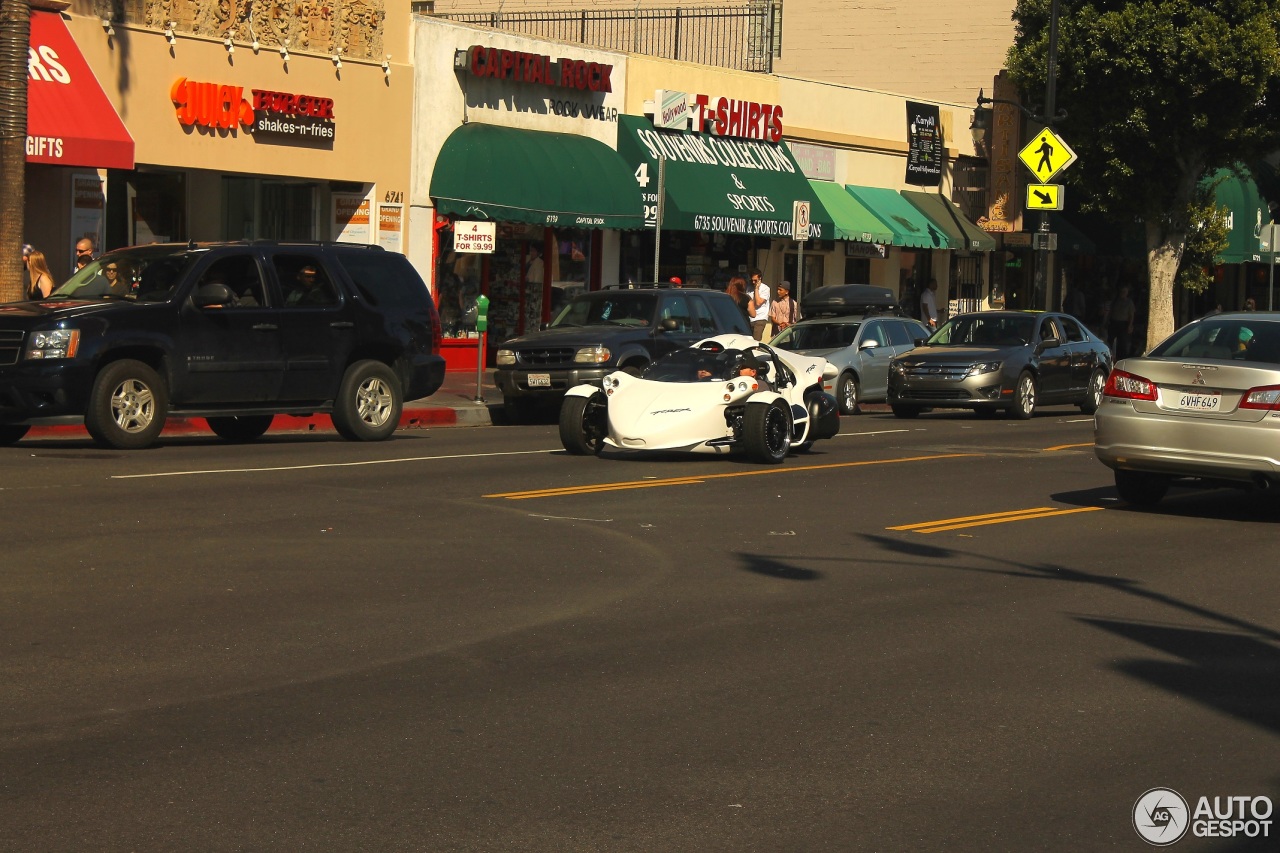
[551,292,657,327]
[772,322,860,351]
[929,314,1034,347]
[53,248,200,303]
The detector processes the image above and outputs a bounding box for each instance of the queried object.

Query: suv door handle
[330,321,355,329]
[252,323,279,331]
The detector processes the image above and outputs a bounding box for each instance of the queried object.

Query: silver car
[769,315,931,414]
[1095,312,1280,506]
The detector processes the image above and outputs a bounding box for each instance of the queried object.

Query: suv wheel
[85,359,169,449]
[836,373,860,415]
[207,415,274,442]
[332,360,402,441]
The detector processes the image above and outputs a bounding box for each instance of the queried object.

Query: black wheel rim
[765,405,791,456]
[582,397,606,452]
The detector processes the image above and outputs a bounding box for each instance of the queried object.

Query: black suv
[0,241,446,449]
[494,286,750,419]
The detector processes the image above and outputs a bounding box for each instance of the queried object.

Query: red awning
[27,11,134,169]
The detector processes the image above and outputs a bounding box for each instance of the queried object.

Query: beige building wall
[427,0,1016,107]
[63,3,413,244]
[774,0,1016,106]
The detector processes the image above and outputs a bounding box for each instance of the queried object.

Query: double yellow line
[485,453,977,500]
[889,505,1104,534]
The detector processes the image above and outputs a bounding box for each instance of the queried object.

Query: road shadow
[1052,484,1280,522]
[860,530,1280,737]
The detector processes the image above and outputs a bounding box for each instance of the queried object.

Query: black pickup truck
[493,286,750,421]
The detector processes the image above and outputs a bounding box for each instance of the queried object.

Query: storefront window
[222,177,319,241]
[436,223,594,345]
[129,171,185,245]
[621,230,759,288]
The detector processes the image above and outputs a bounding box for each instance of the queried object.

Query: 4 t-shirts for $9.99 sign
[454,221,496,254]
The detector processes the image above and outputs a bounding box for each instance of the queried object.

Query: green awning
[615,115,836,238]
[845,185,950,249]
[900,190,996,252]
[1202,166,1269,263]
[809,180,893,244]
[430,123,645,229]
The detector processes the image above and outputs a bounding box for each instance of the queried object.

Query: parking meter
[475,294,490,332]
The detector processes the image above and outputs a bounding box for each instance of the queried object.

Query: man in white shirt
[747,267,770,340]
[920,278,940,330]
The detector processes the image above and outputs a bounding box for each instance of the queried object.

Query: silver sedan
[1094,312,1280,505]
[769,315,931,414]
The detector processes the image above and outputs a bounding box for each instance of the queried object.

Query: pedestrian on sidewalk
[769,281,800,335]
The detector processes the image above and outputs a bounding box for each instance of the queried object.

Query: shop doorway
[783,252,825,299]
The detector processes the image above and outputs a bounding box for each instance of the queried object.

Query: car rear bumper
[1094,400,1280,482]
[404,353,447,400]
[496,367,612,399]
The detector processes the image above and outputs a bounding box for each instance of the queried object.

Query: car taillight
[1239,384,1280,410]
[1103,368,1157,400]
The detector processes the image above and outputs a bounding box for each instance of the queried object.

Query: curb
[23,403,496,441]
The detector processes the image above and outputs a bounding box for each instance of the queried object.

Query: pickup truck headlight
[967,361,1002,376]
[495,349,516,366]
[25,329,80,360]
[574,345,611,364]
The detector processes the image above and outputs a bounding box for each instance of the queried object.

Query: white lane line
[835,430,911,438]
[110,449,558,479]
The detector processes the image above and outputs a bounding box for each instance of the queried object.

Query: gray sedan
[886,311,1111,419]
[769,315,931,414]
[1095,312,1280,506]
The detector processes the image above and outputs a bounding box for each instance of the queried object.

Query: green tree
[1007,0,1280,349]
[1178,182,1230,296]
[0,0,28,303]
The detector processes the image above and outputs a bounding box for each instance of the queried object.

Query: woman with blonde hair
[26,249,54,299]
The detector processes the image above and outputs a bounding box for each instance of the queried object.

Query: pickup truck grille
[0,330,23,366]
[517,347,575,366]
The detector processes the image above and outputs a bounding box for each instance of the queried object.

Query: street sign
[1026,183,1065,211]
[792,200,811,241]
[1032,232,1058,251]
[1260,223,1280,253]
[1018,128,1077,183]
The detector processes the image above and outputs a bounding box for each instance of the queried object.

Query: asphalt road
[1,409,1276,852]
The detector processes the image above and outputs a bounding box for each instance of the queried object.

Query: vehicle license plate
[1175,392,1221,412]
[527,373,551,388]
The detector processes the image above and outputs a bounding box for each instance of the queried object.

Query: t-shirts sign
[454,221,496,254]
[905,101,942,186]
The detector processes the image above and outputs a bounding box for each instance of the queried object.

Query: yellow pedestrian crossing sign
[1018,128,1077,183]
[1026,183,1065,211]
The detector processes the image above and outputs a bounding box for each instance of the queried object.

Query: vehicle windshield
[551,293,656,327]
[1149,317,1280,364]
[52,248,200,303]
[928,314,1034,347]
[772,322,859,351]
[641,347,749,382]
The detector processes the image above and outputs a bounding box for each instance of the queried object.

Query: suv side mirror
[194,282,236,308]
[658,317,679,332]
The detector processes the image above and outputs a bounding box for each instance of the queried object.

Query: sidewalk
[23,370,505,440]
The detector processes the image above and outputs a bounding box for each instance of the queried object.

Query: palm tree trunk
[0,0,27,304]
